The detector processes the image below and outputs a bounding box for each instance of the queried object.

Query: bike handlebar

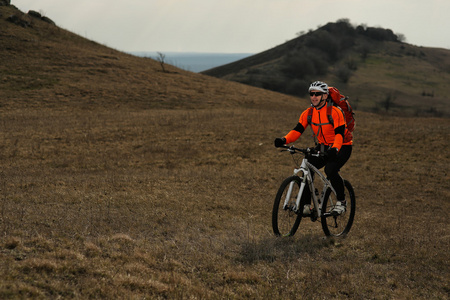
[276,145,325,157]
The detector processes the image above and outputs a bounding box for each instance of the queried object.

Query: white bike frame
[283,156,336,217]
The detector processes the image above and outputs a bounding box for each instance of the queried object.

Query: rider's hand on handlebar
[274,137,286,148]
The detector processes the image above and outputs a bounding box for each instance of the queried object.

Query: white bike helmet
[308,81,329,94]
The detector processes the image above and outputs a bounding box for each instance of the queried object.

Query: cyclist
[274,81,353,215]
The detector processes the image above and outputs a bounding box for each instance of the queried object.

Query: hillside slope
[203,20,450,117]
[0,5,295,111]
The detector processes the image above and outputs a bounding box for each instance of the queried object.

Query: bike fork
[283,181,295,210]
[283,179,306,213]
[295,181,307,213]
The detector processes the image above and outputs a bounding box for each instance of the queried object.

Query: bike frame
[283,155,336,217]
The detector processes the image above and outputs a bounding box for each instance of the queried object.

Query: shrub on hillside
[328,19,356,33]
[356,26,399,42]
[334,64,352,83]
[365,27,398,42]
[346,58,358,71]
[357,42,372,61]
[260,77,286,92]
[285,79,309,97]
[282,52,315,79]
[305,30,340,62]
[281,50,328,80]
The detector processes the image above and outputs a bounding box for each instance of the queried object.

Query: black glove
[327,147,339,160]
[274,137,286,148]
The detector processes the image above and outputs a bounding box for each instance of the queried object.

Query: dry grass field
[1,5,449,299]
[1,104,449,299]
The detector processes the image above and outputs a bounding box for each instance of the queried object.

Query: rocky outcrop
[6,14,31,27]
[27,10,55,25]
[6,9,56,27]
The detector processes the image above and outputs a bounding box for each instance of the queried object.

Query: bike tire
[321,180,355,237]
[272,176,304,237]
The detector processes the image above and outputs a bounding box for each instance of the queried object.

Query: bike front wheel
[321,179,356,237]
[272,176,304,237]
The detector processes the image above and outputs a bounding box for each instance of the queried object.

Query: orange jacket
[284,104,352,150]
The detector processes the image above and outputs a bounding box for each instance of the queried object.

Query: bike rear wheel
[272,176,304,237]
[321,180,355,237]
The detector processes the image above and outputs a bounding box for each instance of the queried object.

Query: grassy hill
[203,20,450,118]
[0,6,287,111]
[1,5,449,299]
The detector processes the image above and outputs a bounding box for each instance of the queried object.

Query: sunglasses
[309,92,323,96]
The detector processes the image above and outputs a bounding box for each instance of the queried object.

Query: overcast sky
[12,0,450,53]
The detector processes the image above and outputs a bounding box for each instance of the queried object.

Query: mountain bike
[272,145,355,237]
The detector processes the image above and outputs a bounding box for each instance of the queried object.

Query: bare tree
[156,52,167,73]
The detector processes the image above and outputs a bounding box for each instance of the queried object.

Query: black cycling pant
[307,145,352,201]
